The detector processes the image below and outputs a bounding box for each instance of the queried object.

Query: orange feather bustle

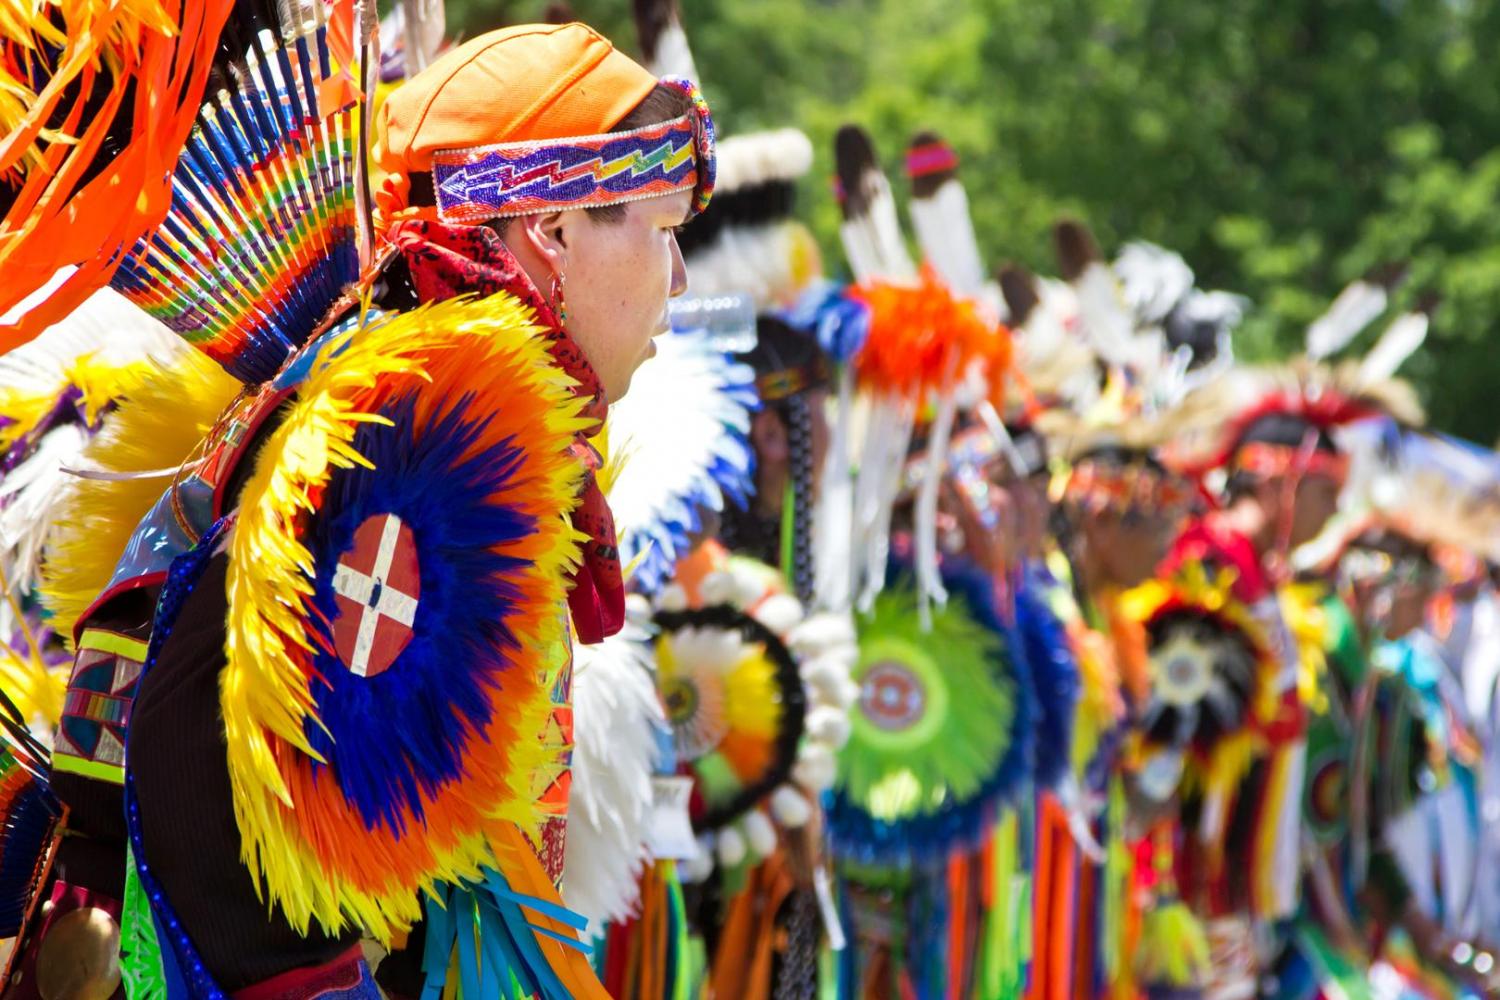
[851,265,1011,401]
[0,0,236,348]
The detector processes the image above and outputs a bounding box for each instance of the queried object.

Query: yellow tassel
[1134,900,1211,987]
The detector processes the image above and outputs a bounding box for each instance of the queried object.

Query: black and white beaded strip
[784,395,815,605]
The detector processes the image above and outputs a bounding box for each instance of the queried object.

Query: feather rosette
[223,293,593,941]
[828,572,1020,864]
[1122,561,1280,801]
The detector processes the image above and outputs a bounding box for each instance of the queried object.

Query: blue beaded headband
[431,76,716,223]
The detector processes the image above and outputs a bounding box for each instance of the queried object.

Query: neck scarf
[384,217,624,644]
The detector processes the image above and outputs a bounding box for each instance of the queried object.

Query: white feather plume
[0,285,181,393]
[563,620,664,930]
[644,17,699,81]
[1306,279,1389,360]
[0,288,182,597]
[606,328,756,593]
[685,221,821,310]
[1357,311,1428,387]
[910,180,988,300]
[715,129,814,193]
[1113,241,1195,326]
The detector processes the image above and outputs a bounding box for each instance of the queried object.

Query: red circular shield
[331,514,421,678]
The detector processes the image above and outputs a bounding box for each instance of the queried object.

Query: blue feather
[421,868,592,1000]
[778,280,871,364]
[1015,562,1080,789]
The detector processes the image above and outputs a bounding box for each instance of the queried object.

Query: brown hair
[585,81,694,224]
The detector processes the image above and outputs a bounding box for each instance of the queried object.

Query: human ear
[512,210,569,277]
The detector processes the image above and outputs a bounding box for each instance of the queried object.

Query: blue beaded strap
[123,517,233,1000]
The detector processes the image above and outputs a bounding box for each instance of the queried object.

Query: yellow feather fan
[40,350,241,642]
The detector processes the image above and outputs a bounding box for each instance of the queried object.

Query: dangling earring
[550,271,568,327]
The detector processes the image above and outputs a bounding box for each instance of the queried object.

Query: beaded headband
[905,138,959,180]
[1231,441,1349,486]
[1063,460,1192,515]
[431,76,716,224]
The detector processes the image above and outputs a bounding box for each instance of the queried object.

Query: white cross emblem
[331,513,421,678]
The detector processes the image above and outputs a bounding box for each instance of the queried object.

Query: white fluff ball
[681,838,716,883]
[807,706,852,749]
[658,583,689,613]
[624,592,654,625]
[743,810,778,858]
[793,743,837,793]
[698,570,737,607]
[754,593,804,635]
[801,655,853,702]
[788,613,856,656]
[770,785,813,828]
[716,826,748,867]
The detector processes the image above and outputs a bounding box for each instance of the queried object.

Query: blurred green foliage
[441,0,1500,442]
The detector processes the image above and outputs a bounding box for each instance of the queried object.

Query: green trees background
[444,0,1500,443]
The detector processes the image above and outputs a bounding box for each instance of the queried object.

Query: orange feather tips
[851,266,1011,402]
[0,0,235,347]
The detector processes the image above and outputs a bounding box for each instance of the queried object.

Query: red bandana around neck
[385,217,625,643]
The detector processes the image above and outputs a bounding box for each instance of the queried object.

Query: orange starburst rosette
[851,265,1010,401]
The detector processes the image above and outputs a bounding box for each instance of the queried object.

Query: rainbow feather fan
[828,576,1017,865]
[105,0,363,384]
[223,292,594,942]
[603,323,756,595]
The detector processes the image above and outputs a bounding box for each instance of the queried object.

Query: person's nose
[669,234,688,298]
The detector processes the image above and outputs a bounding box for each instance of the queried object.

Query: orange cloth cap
[373,22,658,224]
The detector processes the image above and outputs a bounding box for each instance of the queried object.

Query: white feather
[644,18,699,82]
[909,180,987,299]
[0,286,181,392]
[1113,241,1195,325]
[1071,261,1139,369]
[0,424,87,592]
[1357,311,1428,386]
[563,622,664,930]
[667,625,751,674]
[685,225,809,310]
[0,288,182,598]
[1306,279,1389,360]
[839,157,916,284]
